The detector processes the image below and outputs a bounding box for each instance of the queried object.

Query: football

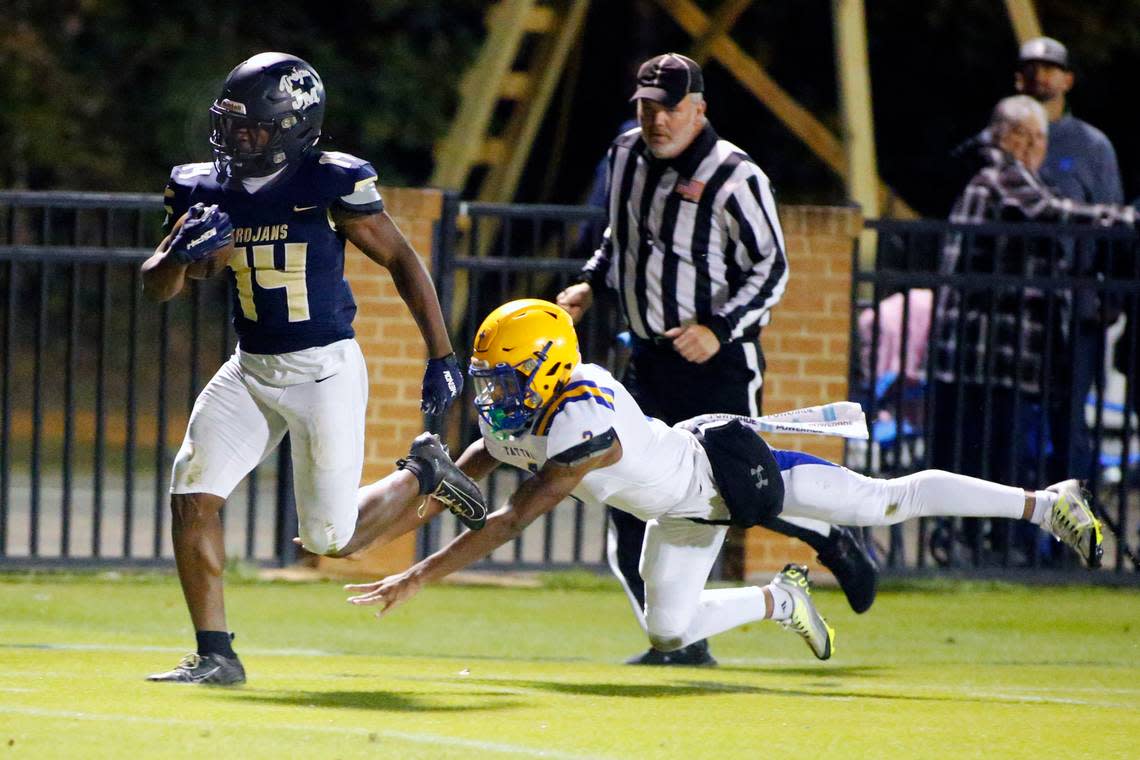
[167,208,236,279]
[185,241,236,279]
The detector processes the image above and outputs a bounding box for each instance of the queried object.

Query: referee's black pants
[608,335,839,612]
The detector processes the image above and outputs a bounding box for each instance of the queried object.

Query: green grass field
[1,572,1138,759]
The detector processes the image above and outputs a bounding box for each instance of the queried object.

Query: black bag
[685,418,784,527]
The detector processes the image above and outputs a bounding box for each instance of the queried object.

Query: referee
[557,53,877,666]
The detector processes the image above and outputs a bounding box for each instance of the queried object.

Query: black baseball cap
[1018,36,1069,69]
[630,53,704,107]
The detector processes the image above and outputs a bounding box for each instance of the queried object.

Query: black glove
[421,352,464,415]
[167,203,234,265]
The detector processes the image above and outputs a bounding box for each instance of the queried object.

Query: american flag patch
[674,177,704,202]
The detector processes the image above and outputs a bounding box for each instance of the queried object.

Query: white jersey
[480,363,722,522]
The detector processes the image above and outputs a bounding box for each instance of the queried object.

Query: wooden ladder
[431,0,591,203]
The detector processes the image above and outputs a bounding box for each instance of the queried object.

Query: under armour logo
[751,464,768,490]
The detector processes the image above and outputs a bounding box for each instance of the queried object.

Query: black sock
[762,516,834,553]
[397,457,431,495]
[196,630,236,658]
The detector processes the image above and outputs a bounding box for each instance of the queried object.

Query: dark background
[3,0,1138,218]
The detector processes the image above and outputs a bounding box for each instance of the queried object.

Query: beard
[644,122,700,159]
[1022,80,1061,103]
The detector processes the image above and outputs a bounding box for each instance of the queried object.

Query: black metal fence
[4,190,1138,578]
[853,218,1140,574]
[0,191,294,567]
[422,195,618,570]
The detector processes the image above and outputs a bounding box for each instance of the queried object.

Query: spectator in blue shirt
[1014,36,1123,205]
[1015,37,1125,492]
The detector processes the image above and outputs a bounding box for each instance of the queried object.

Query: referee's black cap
[630,53,704,107]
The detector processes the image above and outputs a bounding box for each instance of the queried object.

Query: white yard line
[0,705,607,760]
[744,677,1139,709]
[0,642,336,657]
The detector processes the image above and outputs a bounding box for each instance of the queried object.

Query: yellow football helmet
[469,299,579,435]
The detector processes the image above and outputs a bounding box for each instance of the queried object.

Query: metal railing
[5,190,1137,578]
[424,194,617,570]
[0,191,294,567]
[853,218,1140,575]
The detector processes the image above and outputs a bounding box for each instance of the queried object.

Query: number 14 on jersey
[229,243,310,322]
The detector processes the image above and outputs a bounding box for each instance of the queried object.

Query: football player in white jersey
[346,299,1103,660]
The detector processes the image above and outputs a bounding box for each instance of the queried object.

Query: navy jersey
[163,151,384,354]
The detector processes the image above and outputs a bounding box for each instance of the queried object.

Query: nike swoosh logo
[438,483,485,518]
[190,666,221,683]
[293,205,319,212]
[315,374,337,383]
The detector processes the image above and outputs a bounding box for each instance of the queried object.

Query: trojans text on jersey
[233,224,289,244]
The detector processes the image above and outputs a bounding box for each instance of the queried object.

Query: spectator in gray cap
[1014,36,1124,492]
[1015,36,1123,204]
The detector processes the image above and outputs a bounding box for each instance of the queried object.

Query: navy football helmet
[209,52,325,181]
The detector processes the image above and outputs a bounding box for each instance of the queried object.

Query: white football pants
[170,340,368,555]
[637,464,1029,651]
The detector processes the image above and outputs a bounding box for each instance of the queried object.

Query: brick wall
[743,204,862,582]
[316,186,444,578]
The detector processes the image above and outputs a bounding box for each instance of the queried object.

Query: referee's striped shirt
[580,124,789,342]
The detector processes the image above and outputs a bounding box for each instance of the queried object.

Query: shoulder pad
[317,151,377,185]
[317,151,370,170]
[314,152,382,210]
[163,163,214,234]
[539,381,618,468]
[169,162,216,188]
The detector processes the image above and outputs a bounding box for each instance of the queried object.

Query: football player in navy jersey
[141,52,484,685]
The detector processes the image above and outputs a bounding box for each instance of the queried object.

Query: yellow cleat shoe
[772,563,835,660]
[1044,480,1104,568]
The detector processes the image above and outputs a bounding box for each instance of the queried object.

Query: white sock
[1031,490,1057,527]
[766,584,794,621]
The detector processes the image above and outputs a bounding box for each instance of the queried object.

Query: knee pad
[645,607,691,652]
[298,518,355,556]
[170,442,202,493]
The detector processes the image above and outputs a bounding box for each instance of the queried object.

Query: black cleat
[147,652,246,685]
[625,638,717,667]
[816,526,878,614]
[398,432,488,530]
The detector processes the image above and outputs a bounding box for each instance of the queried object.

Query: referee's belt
[628,332,756,348]
[631,334,673,347]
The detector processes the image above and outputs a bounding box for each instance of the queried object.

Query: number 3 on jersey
[230,243,310,322]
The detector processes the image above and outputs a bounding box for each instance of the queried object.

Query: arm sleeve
[1093,137,1124,205]
[548,428,619,466]
[576,144,617,290]
[714,167,790,341]
[577,226,614,290]
[1003,162,1136,227]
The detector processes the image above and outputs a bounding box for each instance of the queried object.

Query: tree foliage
[2,0,1140,214]
[0,0,485,191]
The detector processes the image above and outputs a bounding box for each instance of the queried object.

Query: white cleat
[772,563,835,660]
[1044,479,1104,568]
